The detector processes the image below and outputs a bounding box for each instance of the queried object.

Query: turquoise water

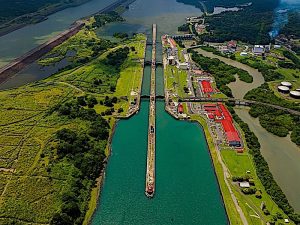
[92,22,227,223]
[92,101,228,224]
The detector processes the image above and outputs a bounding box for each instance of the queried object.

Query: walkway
[145,24,156,198]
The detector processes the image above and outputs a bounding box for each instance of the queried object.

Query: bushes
[105,47,130,69]
[113,32,129,39]
[178,23,190,32]
[245,83,300,144]
[227,104,300,224]
[282,50,300,69]
[92,11,124,28]
[51,100,110,223]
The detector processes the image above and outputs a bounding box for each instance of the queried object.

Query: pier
[145,24,156,198]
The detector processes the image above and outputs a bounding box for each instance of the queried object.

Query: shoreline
[0,0,135,87]
[83,119,118,225]
[83,34,147,224]
[0,0,91,38]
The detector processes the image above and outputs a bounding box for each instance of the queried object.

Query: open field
[191,113,294,225]
[0,20,146,223]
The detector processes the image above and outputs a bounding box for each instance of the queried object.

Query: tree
[77,96,86,106]
[50,213,73,225]
[87,96,97,108]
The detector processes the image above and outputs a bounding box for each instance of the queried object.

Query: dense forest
[226,104,300,224]
[49,99,110,224]
[0,0,87,24]
[280,11,300,38]
[177,0,280,44]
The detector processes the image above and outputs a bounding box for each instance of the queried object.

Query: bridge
[179,97,300,116]
[145,60,162,66]
[141,95,164,99]
[167,34,195,40]
[145,24,157,198]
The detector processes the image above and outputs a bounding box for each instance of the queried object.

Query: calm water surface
[92,101,228,224]
[235,108,300,212]
[0,0,115,67]
[93,3,227,222]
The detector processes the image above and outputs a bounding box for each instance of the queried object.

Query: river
[195,48,300,212]
[195,48,265,99]
[235,108,300,212]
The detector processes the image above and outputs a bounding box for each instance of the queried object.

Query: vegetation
[237,56,284,81]
[113,32,129,39]
[92,11,124,28]
[190,50,253,97]
[178,23,190,32]
[179,0,280,44]
[49,109,109,224]
[0,20,146,224]
[281,11,300,39]
[244,83,300,145]
[199,46,254,83]
[282,50,300,69]
[226,104,300,224]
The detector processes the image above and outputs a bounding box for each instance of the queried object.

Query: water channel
[195,48,265,99]
[195,48,300,212]
[92,21,227,223]
[0,0,298,218]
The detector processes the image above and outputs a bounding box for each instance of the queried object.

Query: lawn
[0,22,146,223]
[190,113,294,225]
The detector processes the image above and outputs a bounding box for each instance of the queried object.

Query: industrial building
[290,91,300,99]
[278,85,290,94]
[203,103,242,149]
[281,81,292,88]
[200,80,214,94]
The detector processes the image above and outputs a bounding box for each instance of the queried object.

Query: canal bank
[194,48,300,212]
[91,22,227,223]
[92,100,228,224]
[235,107,300,212]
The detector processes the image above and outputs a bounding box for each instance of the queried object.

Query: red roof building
[168,38,177,49]
[203,103,242,148]
[201,80,214,93]
[178,103,184,114]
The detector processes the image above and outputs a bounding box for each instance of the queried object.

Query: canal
[3,0,298,218]
[92,22,227,223]
[195,48,300,212]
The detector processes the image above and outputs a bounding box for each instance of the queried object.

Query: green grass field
[0,22,146,224]
[189,113,294,225]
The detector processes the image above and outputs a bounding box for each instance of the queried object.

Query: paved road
[181,97,300,116]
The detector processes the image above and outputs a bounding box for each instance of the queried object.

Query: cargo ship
[145,177,155,198]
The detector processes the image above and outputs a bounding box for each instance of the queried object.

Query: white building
[177,62,189,70]
[239,181,250,188]
[253,45,265,55]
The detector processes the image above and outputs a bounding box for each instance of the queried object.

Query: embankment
[0,21,84,85]
[0,0,135,86]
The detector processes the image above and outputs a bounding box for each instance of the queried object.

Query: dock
[145,24,156,198]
